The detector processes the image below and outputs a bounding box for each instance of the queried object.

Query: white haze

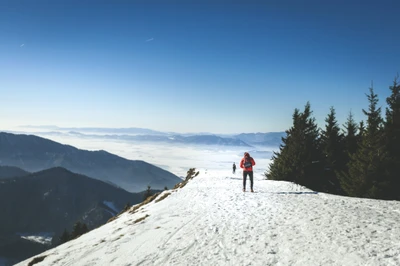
[30,133,273,179]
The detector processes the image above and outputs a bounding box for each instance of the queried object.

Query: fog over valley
[22,130,276,179]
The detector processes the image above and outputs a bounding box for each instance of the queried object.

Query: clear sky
[1,0,400,134]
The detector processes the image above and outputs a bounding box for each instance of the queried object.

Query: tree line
[58,221,89,245]
[266,77,400,201]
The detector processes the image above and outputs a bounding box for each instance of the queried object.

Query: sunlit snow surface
[17,232,54,245]
[16,170,400,266]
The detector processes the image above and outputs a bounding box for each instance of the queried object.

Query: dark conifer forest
[266,77,400,201]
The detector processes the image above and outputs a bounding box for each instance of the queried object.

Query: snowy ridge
[17,171,400,266]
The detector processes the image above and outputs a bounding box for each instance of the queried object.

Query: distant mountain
[0,167,147,265]
[176,135,250,146]
[0,132,181,192]
[0,166,30,179]
[234,132,285,146]
[129,134,250,146]
[13,126,285,147]
[23,131,252,147]
[20,126,168,135]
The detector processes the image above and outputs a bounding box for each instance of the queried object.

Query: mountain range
[0,166,151,265]
[0,166,29,179]
[0,129,284,265]
[0,132,181,192]
[13,126,286,147]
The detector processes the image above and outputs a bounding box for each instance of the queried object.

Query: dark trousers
[243,171,253,189]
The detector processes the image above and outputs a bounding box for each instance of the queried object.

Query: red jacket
[240,156,256,171]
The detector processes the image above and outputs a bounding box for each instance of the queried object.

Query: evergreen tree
[383,76,400,199]
[81,223,89,234]
[358,121,365,137]
[320,107,344,193]
[357,120,365,146]
[58,229,70,245]
[70,221,89,239]
[337,111,359,196]
[143,185,152,201]
[123,202,131,212]
[266,108,300,182]
[70,221,81,239]
[267,102,323,190]
[385,76,400,126]
[342,110,359,156]
[341,87,386,198]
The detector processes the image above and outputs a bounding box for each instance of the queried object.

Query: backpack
[244,157,252,168]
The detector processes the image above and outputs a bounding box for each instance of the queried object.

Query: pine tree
[341,86,386,198]
[143,185,152,201]
[383,76,400,199]
[267,102,323,190]
[123,202,131,212]
[320,107,344,193]
[337,111,359,195]
[356,120,365,148]
[81,223,89,235]
[358,121,365,138]
[70,221,89,239]
[70,221,82,239]
[58,229,70,245]
[266,108,300,182]
[343,111,359,156]
[385,76,400,126]
[295,102,323,190]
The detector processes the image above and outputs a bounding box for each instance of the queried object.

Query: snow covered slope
[17,171,400,266]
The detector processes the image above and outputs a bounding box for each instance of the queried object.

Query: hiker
[240,152,256,192]
[232,162,236,174]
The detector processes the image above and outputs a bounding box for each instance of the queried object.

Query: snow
[43,190,51,199]
[15,170,400,266]
[17,232,54,245]
[103,201,119,213]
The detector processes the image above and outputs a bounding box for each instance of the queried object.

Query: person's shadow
[227,177,242,180]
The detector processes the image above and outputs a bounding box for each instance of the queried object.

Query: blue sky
[1,0,400,134]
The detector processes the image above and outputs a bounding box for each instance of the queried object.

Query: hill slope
[0,167,149,265]
[0,167,143,235]
[0,132,181,192]
[16,172,400,266]
[0,166,30,179]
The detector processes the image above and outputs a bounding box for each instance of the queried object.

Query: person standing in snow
[240,152,256,192]
[232,162,236,174]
